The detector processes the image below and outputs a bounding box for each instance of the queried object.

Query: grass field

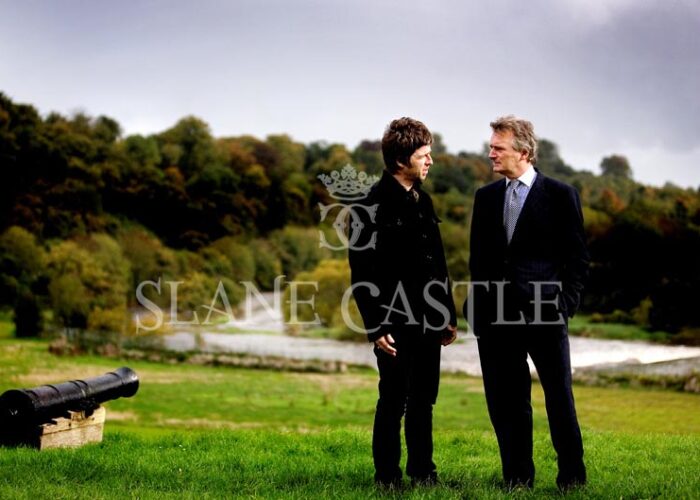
[455,315,673,345]
[1,334,699,498]
[568,315,672,343]
[0,311,13,339]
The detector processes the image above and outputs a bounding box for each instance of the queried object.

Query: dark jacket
[467,170,589,332]
[349,171,457,342]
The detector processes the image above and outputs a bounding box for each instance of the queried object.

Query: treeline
[1,92,699,342]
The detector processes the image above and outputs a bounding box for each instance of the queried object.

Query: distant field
[453,315,673,345]
[568,314,671,342]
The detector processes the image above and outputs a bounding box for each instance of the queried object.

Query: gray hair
[490,115,538,164]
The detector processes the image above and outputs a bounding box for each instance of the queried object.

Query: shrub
[283,259,363,340]
[46,234,130,332]
[168,272,243,323]
[209,237,256,283]
[270,226,328,279]
[0,226,47,336]
[88,306,128,333]
[117,227,178,303]
[249,238,283,290]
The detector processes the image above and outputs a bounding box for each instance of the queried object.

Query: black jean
[477,325,585,486]
[372,332,442,482]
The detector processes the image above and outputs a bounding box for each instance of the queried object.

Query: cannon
[0,367,139,448]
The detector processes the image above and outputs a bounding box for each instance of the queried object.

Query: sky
[1,0,698,187]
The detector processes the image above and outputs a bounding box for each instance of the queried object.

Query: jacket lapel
[492,179,509,246]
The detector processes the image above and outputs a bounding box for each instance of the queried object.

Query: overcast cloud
[1,0,698,187]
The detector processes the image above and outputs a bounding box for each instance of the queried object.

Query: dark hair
[490,115,538,164]
[381,117,433,174]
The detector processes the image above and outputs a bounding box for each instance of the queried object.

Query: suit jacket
[466,169,589,333]
[349,171,457,342]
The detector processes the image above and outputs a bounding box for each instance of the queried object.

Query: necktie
[504,180,523,243]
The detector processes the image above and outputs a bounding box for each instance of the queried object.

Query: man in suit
[466,115,589,490]
[349,117,457,489]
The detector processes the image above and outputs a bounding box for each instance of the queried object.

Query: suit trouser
[372,332,442,482]
[477,325,585,485]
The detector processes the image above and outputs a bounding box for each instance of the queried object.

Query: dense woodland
[1,92,699,343]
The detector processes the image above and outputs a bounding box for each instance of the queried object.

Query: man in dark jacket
[466,115,589,491]
[349,117,457,488]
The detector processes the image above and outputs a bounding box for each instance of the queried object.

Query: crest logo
[317,164,379,251]
[317,164,379,201]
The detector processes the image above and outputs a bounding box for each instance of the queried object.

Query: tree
[266,134,306,181]
[352,140,384,175]
[600,155,633,179]
[269,226,329,278]
[208,237,256,283]
[306,143,353,178]
[431,133,448,155]
[428,155,475,195]
[283,259,363,341]
[123,135,161,169]
[0,94,50,232]
[117,227,177,306]
[157,116,225,177]
[596,188,626,214]
[0,226,46,336]
[46,234,131,332]
[282,172,314,226]
[92,115,122,145]
[249,238,283,290]
[536,139,575,178]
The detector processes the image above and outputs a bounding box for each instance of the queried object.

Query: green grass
[0,337,699,498]
[454,315,673,344]
[3,430,699,499]
[296,325,366,343]
[0,312,13,339]
[569,314,671,342]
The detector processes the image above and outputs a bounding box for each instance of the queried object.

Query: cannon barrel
[0,367,139,426]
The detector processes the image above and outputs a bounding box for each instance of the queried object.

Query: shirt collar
[380,170,422,202]
[506,165,537,188]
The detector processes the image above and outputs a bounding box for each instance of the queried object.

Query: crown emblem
[317,164,379,201]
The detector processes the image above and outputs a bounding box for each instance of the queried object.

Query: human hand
[374,334,397,356]
[441,325,457,346]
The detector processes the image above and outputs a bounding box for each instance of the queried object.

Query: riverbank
[146,331,700,374]
[84,329,699,392]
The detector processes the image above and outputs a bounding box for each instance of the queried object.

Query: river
[150,293,700,376]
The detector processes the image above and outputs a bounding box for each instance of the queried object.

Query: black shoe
[557,465,586,491]
[411,472,439,487]
[375,477,402,491]
[557,475,586,492]
[503,477,534,490]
